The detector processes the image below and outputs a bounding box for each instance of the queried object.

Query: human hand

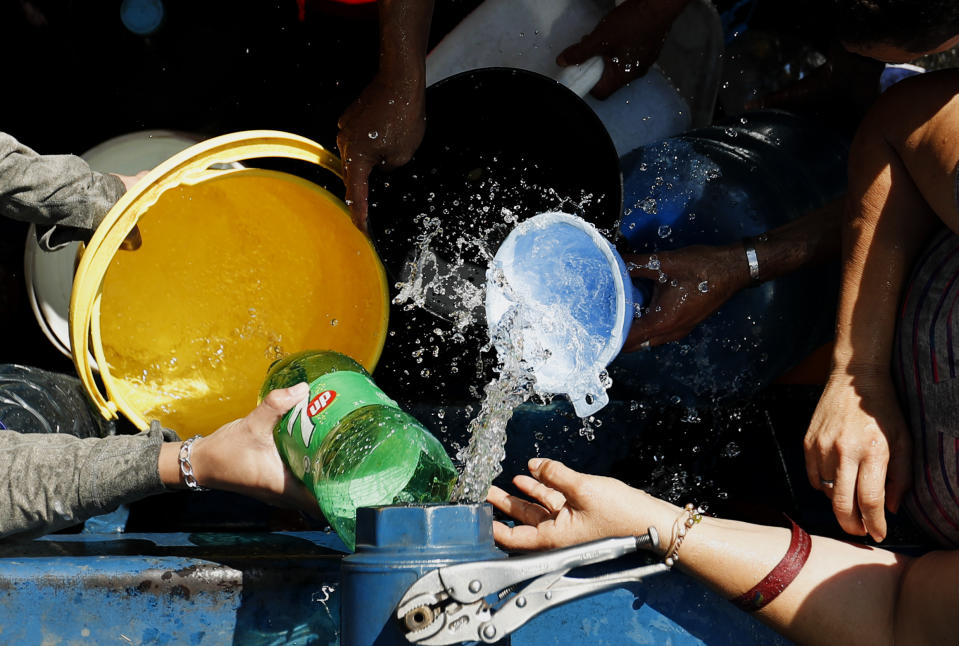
[804,370,912,541]
[337,73,426,232]
[622,244,751,350]
[113,170,149,191]
[179,383,319,514]
[557,0,688,99]
[487,458,674,552]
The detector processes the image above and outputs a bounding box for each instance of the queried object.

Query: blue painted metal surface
[0,501,792,645]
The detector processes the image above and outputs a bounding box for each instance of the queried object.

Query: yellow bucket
[70,130,389,438]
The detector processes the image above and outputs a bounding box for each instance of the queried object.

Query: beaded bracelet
[664,503,704,568]
[178,435,209,492]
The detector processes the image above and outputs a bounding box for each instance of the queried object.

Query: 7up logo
[287,389,337,447]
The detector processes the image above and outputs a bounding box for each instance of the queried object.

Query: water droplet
[657,225,672,238]
[697,281,709,293]
[721,442,741,458]
[368,130,379,140]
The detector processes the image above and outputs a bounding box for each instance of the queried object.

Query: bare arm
[489,458,956,646]
[805,69,959,541]
[336,0,435,232]
[625,197,843,349]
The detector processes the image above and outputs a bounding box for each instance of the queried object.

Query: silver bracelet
[178,435,209,492]
[743,237,762,285]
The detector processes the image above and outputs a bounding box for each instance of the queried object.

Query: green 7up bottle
[261,350,458,550]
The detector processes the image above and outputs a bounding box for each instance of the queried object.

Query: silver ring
[639,340,651,351]
[820,478,835,489]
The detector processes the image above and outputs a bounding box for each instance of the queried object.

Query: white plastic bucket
[486,212,645,417]
[24,130,201,361]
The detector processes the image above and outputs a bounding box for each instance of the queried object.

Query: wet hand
[487,458,667,552]
[557,0,688,99]
[804,371,912,542]
[337,74,426,233]
[184,383,320,514]
[622,244,751,350]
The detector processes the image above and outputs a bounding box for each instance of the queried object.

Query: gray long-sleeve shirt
[0,136,167,539]
[0,131,125,249]
[0,424,170,540]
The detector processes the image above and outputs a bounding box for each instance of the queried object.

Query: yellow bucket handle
[70,130,344,423]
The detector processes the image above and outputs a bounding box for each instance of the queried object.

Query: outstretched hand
[557,0,690,99]
[186,383,319,514]
[487,458,671,552]
[336,73,426,233]
[623,244,751,350]
[804,371,912,542]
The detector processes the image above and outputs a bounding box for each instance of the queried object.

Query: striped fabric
[895,227,959,547]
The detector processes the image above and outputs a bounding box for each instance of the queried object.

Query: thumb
[249,383,309,432]
[628,264,665,282]
[557,38,594,67]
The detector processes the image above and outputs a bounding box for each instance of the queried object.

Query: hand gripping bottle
[261,350,458,550]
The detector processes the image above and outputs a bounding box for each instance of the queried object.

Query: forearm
[748,197,843,284]
[832,71,959,372]
[675,515,907,646]
[0,132,124,233]
[832,160,935,373]
[619,0,693,24]
[376,0,434,88]
[0,425,169,540]
[624,494,906,646]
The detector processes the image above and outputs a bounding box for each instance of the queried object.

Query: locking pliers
[395,529,666,644]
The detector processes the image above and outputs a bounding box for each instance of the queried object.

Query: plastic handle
[70,130,343,424]
[554,55,605,98]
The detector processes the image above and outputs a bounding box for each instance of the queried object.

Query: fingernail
[287,382,309,399]
[528,458,544,471]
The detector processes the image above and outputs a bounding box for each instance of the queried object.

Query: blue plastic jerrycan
[612,110,849,405]
[486,212,649,417]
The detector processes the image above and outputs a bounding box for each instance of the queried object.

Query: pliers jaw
[396,569,493,645]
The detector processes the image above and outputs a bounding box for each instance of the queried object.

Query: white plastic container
[486,212,644,417]
[425,0,723,156]
[23,130,200,359]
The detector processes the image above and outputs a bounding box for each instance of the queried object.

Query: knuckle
[859,491,883,509]
[832,495,854,515]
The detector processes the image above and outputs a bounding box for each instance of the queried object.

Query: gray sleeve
[0,422,171,540]
[0,132,125,249]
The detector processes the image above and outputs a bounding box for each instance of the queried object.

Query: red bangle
[730,515,811,612]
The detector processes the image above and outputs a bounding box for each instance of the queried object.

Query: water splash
[451,305,534,503]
